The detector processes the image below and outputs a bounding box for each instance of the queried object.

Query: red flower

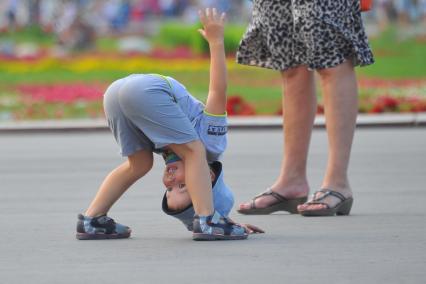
[378,96,398,109]
[226,96,256,116]
[405,96,426,112]
[369,104,384,113]
[369,95,399,113]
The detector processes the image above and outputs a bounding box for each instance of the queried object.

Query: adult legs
[85,149,153,217]
[298,60,357,211]
[239,65,316,210]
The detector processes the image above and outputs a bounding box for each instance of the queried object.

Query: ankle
[194,208,215,217]
[280,166,307,182]
[323,172,350,187]
[84,209,107,218]
[271,177,309,198]
[320,182,352,196]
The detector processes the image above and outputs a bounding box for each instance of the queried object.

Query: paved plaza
[1,128,425,284]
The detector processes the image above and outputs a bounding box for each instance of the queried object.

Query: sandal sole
[299,197,354,217]
[192,233,248,241]
[238,197,307,215]
[76,232,131,240]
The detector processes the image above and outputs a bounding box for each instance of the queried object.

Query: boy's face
[163,160,186,190]
[163,161,191,211]
[162,160,215,211]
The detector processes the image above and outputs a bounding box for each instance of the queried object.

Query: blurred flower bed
[0,54,426,120]
[1,23,426,121]
[237,78,426,115]
[0,75,426,120]
[357,79,426,113]
[0,83,103,120]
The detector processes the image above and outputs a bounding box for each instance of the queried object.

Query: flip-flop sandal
[298,189,354,217]
[237,188,307,215]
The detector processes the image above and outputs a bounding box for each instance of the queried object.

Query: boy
[77,8,255,241]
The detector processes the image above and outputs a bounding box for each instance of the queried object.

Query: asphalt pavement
[0,128,425,284]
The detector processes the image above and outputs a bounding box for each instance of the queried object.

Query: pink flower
[17,83,105,103]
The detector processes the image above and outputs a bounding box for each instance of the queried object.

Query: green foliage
[223,25,246,54]
[95,37,118,52]
[0,25,55,46]
[357,27,426,78]
[190,24,209,54]
[155,22,246,54]
[154,22,195,48]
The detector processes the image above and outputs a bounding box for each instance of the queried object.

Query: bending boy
[77,8,256,241]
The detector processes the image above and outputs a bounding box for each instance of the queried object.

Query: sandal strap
[319,189,346,202]
[250,199,256,209]
[250,188,287,209]
[304,189,347,208]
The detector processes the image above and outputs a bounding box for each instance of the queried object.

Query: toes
[310,204,325,210]
[307,204,317,210]
[240,196,275,210]
[298,203,326,211]
[298,204,307,210]
[239,202,251,210]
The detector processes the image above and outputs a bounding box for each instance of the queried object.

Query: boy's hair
[162,150,181,164]
[165,187,191,211]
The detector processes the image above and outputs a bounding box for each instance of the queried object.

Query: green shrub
[155,22,246,54]
[0,25,55,46]
[155,22,195,48]
[223,25,246,54]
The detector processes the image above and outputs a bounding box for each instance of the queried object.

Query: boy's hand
[240,223,265,234]
[198,8,226,45]
[226,218,265,234]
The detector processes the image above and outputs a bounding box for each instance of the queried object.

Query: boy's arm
[198,8,227,115]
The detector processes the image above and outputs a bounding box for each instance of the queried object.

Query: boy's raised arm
[198,8,227,115]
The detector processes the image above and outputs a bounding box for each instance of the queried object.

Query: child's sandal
[192,211,248,241]
[76,214,131,240]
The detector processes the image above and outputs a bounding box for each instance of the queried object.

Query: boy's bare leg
[169,140,214,216]
[85,149,153,217]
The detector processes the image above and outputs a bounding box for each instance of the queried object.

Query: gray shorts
[103,74,199,157]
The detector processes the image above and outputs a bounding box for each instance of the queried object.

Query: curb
[0,113,425,133]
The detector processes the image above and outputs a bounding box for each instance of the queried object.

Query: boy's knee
[128,151,153,178]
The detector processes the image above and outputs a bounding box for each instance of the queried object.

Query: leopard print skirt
[237,0,374,71]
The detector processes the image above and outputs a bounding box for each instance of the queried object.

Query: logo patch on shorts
[207,125,227,136]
